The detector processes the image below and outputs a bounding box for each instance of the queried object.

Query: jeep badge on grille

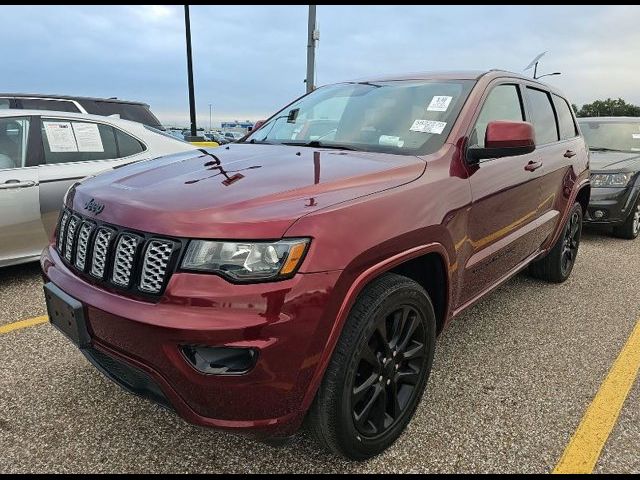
[83,198,105,215]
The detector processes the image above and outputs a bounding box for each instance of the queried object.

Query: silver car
[0,110,198,267]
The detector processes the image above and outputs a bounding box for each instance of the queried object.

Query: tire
[529,202,583,283]
[308,273,436,460]
[612,197,640,240]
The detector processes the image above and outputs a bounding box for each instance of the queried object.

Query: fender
[542,178,591,252]
[299,242,451,414]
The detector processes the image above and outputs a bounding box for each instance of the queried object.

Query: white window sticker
[410,119,447,134]
[72,122,104,152]
[632,133,640,140]
[43,121,78,152]
[427,96,453,112]
[379,135,404,147]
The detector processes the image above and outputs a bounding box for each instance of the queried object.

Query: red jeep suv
[41,70,590,460]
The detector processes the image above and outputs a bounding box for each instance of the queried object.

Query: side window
[525,87,559,145]
[114,128,146,157]
[20,99,81,113]
[0,99,10,109]
[552,94,577,140]
[0,117,29,169]
[471,84,524,147]
[42,119,118,165]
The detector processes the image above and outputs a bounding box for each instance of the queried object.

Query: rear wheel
[308,273,436,460]
[529,202,583,283]
[612,197,640,240]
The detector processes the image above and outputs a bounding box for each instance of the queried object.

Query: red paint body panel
[42,70,590,437]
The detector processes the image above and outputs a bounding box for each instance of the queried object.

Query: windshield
[245,80,474,155]
[579,120,640,153]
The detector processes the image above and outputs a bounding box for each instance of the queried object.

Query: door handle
[0,179,37,190]
[524,161,543,172]
[564,150,576,158]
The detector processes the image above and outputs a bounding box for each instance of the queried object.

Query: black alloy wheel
[351,305,426,438]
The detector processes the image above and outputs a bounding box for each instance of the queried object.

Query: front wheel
[612,197,640,240]
[308,273,436,460]
[529,202,583,283]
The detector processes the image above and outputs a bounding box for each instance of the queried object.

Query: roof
[0,108,147,128]
[0,92,149,107]
[349,69,537,82]
[578,116,640,122]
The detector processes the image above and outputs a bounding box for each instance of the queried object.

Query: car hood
[71,144,426,238]
[590,150,640,172]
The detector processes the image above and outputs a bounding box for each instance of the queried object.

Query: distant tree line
[571,98,640,117]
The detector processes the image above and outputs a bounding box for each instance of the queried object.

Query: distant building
[221,120,254,133]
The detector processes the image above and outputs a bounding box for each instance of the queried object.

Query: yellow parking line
[0,315,48,335]
[553,318,640,474]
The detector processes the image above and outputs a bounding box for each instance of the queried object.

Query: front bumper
[584,185,640,225]
[41,246,342,437]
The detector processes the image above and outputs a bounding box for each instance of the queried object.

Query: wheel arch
[300,242,452,413]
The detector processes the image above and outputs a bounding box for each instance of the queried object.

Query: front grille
[55,209,180,298]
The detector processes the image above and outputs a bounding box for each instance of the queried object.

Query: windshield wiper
[281,140,356,151]
[243,138,274,145]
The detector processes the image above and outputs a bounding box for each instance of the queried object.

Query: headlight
[181,238,310,281]
[590,172,634,188]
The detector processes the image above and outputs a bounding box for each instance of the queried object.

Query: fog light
[594,210,605,219]
[180,345,258,375]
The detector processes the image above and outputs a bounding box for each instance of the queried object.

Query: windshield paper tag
[379,135,403,147]
[427,96,453,112]
[410,119,446,134]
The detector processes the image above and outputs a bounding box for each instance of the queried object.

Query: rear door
[37,116,148,235]
[529,90,584,236]
[520,86,573,247]
[0,115,48,266]
[461,81,544,304]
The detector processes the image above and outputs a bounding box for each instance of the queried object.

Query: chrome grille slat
[64,216,80,261]
[111,234,139,287]
[74,222,94,271]
[90,227,114,279]
[139,240,174,293]
[57,210,70,250]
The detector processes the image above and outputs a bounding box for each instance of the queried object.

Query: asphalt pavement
[0,228,638,473]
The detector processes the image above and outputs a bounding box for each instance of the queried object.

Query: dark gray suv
[579,117,640,239]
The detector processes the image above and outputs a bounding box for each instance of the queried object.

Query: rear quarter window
[552,94,578,140]
[80,100,163,129]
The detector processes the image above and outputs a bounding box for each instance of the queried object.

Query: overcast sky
[2,5,639,127]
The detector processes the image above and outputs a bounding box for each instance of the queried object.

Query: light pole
[184,5,202,141]
[209,103,212,131]
[305,5,319,93]
[535,72,561,80]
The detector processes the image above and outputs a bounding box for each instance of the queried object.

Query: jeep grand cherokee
[41,70,590,460]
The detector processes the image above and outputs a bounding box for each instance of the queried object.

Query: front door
[461,82,545,305]
[0,116,48,266]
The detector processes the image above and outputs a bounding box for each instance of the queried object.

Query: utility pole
[305,5,318,94]
[184,5,202,141]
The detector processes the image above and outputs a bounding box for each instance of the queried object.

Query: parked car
[42,70,589,460]
[223,131,244,141]
[578,117,640,239]
[205,131,230,145]
[0,93,164,129]
[0,110,197,268]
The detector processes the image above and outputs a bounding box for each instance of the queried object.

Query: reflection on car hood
[72,144,426,239]
[590,150,640,172]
